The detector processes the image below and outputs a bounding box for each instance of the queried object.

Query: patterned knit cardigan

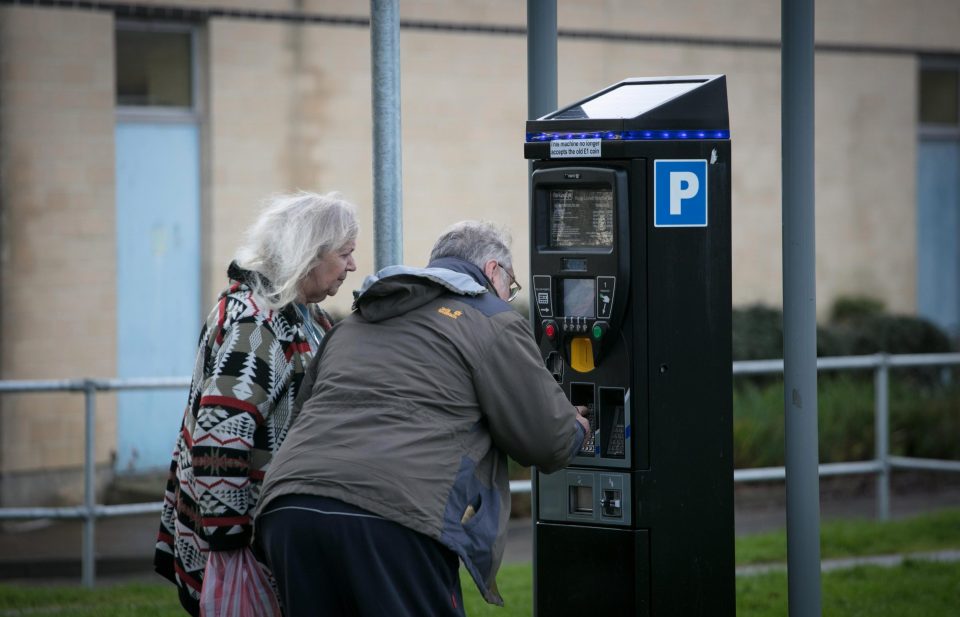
[154,263,330,614]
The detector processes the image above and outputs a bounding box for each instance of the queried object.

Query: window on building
[116,27,193,108]
[919,66,959,127]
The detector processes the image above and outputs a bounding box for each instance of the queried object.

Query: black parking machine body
[526,75,734,617]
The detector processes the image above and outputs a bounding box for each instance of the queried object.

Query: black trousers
[257,494,466,617]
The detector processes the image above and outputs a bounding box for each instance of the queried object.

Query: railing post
[875,354,890,521]
[82,380,97,588]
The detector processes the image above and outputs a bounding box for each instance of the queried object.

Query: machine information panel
[550,189,614,249]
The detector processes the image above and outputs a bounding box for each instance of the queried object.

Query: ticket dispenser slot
[569,484,593,516]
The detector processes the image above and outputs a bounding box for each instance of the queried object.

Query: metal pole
[527,3,556,616]
[527,0,557,121]
[875,354,891,520]
[370,0,403,270]
[82,381,96,588]
[781,1,822,615]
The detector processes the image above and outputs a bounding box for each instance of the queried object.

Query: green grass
[738,507,960,565]
[471,561,960,617]
[462,563,532,617]
[736,561,960,617]
[5,562,956,617]
[2,509,959,616]
[0,581,180,616]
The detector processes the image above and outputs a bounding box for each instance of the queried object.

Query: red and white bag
[199,548,281,617]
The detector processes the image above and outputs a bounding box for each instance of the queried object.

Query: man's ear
[483,259,499,282]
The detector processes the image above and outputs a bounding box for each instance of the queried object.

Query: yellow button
[569,337,595,373]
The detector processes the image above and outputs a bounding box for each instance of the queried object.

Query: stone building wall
[0,0,957,504]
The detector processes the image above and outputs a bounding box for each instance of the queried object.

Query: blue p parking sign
[654,159,708,227]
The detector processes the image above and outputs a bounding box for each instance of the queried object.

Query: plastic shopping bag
[199,547,282,617]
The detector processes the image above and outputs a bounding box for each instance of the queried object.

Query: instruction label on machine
[550,139,601,158]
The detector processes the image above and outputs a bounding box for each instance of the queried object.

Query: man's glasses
[498,263,522,302]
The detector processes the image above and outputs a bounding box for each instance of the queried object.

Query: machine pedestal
[535,523,650,616]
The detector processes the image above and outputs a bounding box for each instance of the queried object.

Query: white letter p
[669,171,699,215]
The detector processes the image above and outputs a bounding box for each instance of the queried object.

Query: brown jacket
[256,257,583,605]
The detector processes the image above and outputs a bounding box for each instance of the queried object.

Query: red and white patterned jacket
[154,262,330,614]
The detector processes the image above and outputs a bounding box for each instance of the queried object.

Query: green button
[592,324,603,339]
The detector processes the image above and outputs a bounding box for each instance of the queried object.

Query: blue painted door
[917,139,960,340]
[115,122,200,473]
[917,139,960,337]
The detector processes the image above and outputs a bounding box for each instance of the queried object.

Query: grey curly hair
[234,191,359,310]
[429,220,513,273]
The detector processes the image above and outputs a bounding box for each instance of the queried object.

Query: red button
[545,323,556,339]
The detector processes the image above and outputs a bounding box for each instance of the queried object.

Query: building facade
[1,0,958,505]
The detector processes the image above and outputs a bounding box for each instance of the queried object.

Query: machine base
[534,523,650,616]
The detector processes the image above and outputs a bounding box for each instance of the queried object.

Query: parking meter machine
[525,75,734,617]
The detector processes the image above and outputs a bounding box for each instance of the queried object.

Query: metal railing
[1,352,958,587]
[730,353,960,519]
[0,377,188,587]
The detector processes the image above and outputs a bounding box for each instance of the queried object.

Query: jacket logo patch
[438,307,463,320]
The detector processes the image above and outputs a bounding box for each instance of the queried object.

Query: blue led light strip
[526,129,730,142]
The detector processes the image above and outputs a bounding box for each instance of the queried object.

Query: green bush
[730,303,863,361]
[732,377,786,467]
[830,295,885,323]
[838,314,954,355]
[816,376,877,463]
[891,377,960,459]
[822,295,953,355]
[732,299,955,361]
[732,305,783,361]
[733,375,960,468]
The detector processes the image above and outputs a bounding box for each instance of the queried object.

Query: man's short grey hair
[429,220,513,272]
[235,190,359,310]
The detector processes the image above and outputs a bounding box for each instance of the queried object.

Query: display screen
[549,188,614,249]
[563,278,596,318]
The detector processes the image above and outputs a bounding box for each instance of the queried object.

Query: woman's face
[299,238,357,303]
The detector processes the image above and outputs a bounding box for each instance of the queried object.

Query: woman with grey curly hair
[154,190,360,616]
[234,191,360,310]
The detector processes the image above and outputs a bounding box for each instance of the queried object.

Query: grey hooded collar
[349,260,490,323]
[353,264,488,302]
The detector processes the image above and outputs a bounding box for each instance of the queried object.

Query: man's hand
[574,405,591,441]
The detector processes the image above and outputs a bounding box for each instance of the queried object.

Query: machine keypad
[579,403,597,456]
